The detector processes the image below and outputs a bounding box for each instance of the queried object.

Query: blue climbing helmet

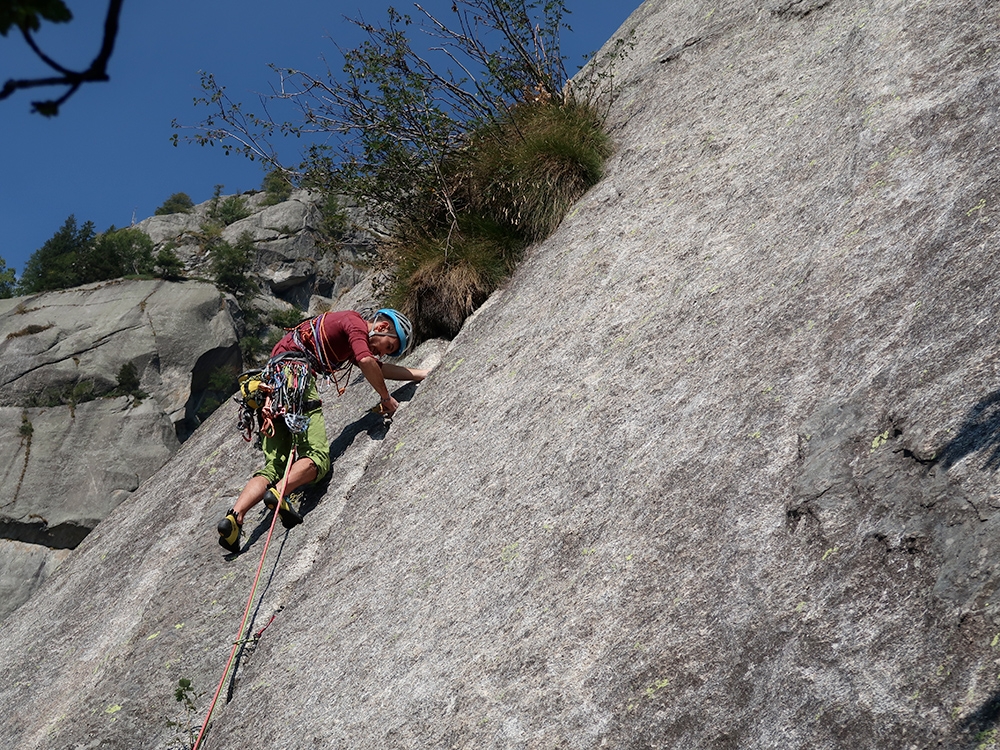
[372,308,413,357]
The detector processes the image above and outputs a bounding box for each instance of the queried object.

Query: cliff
[0,188,374,621]
[2,0,1000,747]
[0,279,239,617]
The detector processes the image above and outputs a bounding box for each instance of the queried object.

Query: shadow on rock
[936,389,1000,470]
[298,381,418,518]
[241,508,290,552]
[957,689,1000,749]
[225,533,292,702]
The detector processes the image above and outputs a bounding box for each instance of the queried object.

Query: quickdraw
[235,355,316,446]
[260,355,312,435]
[235,369,265,444]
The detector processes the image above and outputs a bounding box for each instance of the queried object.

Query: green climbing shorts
[254,379,330,486]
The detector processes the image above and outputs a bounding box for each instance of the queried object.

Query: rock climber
[217,308,428,553]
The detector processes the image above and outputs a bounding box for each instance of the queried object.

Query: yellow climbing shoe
[263,487,303,529]
[217,509,242,553]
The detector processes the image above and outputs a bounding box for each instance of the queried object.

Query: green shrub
[318,193,348,240]
[26,378,102,408]
[462,100,611,240]
[153,246,185,279]
[194,221,224,255]
[6,323,53,340]
[182,1,626,342]
[263,328,285,354]
[239,335,265,366]
[167,677,203,748]
[71,380,96,404]
[207,185,251,226]
[16,218,159,293]
[261,170,293,206]
[196,366,239,421]
[109,362,148,401]
[217,194,251,225]
[0,256,15,299]
[269,307,305,329]
[84,226,155,280]
[25,387,64,408]
[116,362,140,393]
[206,184,224,219]
[155,192,194,215]
[18,414,33,439]
[386,214,523,338]
[209,232,257,298]
[17,215,94,294]
[377,99,609,336]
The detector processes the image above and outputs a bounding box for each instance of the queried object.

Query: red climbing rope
[191,445,298,750]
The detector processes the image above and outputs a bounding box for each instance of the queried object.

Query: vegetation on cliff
[0,256,15,297]
[14,216,181,295]
[178,0,629,340]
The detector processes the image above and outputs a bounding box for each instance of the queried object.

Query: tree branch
[0,0,124,116]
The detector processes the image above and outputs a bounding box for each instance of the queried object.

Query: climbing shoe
[217,509,242,553]
[263,487,303,529]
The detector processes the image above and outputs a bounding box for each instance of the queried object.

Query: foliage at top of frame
[175,0,633,339]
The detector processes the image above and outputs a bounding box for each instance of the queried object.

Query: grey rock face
[0,540,70,617]
[136,211,203,246]
[135,189,376,308]
[3,1,1000,748]
[0,279,239,426]
[0,279,238,620]
[0,398,178,544]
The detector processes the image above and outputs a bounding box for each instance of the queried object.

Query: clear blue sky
[0,1,642,277]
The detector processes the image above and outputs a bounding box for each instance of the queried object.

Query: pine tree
[17,215,95,294]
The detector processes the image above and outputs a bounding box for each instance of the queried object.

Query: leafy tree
[210,231,257,299]
[114,361,140,393]
[109,361,148,402]
[82,226,155,281]
[0,0,124,116]
[261,170,293,206]
[206,183,224,218]
[177,0,628,338]
[269,307,305,329]
[17,217,162,294]
[0,256,16,298]
[155,192,195,215]
[0,0,72,32]
[217,194,250,226]
[153,247,185,279]
[17,214,94,293]
[178,1,583,224]
[202,184,250,226]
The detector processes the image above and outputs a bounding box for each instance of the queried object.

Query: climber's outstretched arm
[381,363,429,382]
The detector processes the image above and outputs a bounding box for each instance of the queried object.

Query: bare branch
[20,27,74,75]
[0,0,124,116]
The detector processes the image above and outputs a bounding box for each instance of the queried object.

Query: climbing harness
[192,446,298,750]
